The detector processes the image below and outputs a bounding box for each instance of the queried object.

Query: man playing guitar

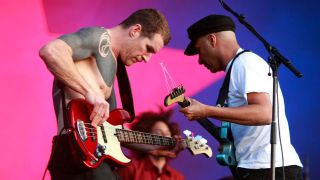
[179,14,302,180]
[39,9,172,180]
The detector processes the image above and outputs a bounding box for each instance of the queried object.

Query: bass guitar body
[68,99,132,168]
[216,121,237,166]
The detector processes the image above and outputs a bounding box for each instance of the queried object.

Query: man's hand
[85,91,109,127]
[179,98,207,120]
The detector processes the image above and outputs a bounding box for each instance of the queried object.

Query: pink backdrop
[2,0,318,179]
[0,0,222,179]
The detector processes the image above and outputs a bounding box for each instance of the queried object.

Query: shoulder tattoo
[98,31,111,58]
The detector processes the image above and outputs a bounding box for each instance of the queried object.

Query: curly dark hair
[128,107,181,158]
[119,8,171,45]
[131,108,180,135]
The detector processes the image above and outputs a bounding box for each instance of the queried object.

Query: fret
[148,135,153,144]
[121,130,125,142]
[132,131,136,142]
[133,131,139,143]
[154,135,160,145]
[129,130,133,142]
[132,130,139,143]
[127,130,132,142]
[119,129,124,142]
[138,132,143,143]
[117,129,123,142]
[146,134,151,144]
[116,129,121,141]
[164,136,170,146]
[124,130,129,142]
[160,136,166,145]
[142,132,146,143]
[116,129,176,147]
[132,131,136,143]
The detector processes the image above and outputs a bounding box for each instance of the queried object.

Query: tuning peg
[194,135,203,141]
[200,138,208,144]
[183,130,192,136]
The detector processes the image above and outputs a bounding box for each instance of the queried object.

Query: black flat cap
[184,14,235,56]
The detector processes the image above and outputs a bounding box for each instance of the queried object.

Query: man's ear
[129,24,142,38]
[207,34,217,47]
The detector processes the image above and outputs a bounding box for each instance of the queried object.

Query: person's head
[130,108,180,158]
[118,9,171,66]
[184,14,239,73]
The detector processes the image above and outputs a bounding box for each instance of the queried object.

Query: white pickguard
[97,121,131,164]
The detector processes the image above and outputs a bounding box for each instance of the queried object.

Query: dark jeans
[237,165,302,180]
[48,134,119,180]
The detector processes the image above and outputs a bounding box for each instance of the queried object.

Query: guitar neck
[178,97,222,144]
[197,118,222,144]
[116,129,178,147]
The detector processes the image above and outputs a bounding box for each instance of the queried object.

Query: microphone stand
[218,1,302,180]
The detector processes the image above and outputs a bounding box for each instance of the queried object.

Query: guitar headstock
[183,130,213,158]
[164,85,186,106]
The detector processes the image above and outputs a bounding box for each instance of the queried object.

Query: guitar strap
[116,60,135,122]
[215,49,250,179]
[216,49,250,107]
[59,82,70,130]
[52,80,71,131]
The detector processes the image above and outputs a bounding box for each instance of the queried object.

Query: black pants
[48,134,119,180]
[237,165,302,180]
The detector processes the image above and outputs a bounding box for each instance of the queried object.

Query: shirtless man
[39,9,171,180]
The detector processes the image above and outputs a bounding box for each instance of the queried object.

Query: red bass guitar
[67,99,212,169]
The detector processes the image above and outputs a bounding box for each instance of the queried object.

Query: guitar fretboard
[116,129,176,147]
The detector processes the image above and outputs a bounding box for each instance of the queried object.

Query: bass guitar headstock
[164,85,189,107]
[183,130,212,158]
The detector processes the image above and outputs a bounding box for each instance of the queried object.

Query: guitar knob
[95,151,102,158]
[98,144,106,153]
[194,135,202,141]
[183,130,192,136]
[200,138,207,144]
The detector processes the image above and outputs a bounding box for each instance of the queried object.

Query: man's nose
[143,53,152,62]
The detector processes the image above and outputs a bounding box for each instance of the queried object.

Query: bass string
[160,62,177,93]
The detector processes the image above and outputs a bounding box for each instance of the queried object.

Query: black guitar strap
[54,80,71,132]
[116,60,135,122]
[216,50,250,106]
[215,49,250,179]
[60,82,70,130]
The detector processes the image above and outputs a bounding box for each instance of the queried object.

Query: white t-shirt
[226,48,302,169]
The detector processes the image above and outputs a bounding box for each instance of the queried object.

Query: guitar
[164,85,237,167]
[67,99,212,169]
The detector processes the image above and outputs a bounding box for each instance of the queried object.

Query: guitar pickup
[77,120,87,141]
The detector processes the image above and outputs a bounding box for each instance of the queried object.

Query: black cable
[276,79,286,180]
[41,128,66,180]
